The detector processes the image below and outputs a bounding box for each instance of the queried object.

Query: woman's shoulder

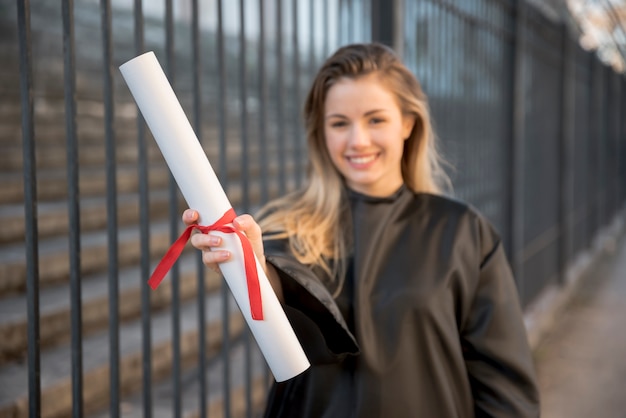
[411,191,479,220]
[409,192,502,246]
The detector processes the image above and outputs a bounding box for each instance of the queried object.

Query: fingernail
[219,251,230,260]
[209,236,220,246]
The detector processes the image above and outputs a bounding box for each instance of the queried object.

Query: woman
[184,43,540,417]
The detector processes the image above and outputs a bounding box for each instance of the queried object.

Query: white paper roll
[119,51,310,382]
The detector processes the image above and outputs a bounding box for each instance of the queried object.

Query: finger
[233,214,265,262]
[200,248,230,275]
[201,249,230,266]
[233,214,261,238]
[182,209,199,225]
[190,233,222,250]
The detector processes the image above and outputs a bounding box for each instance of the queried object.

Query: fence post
[61,0,85,415]
[618,74,626,210]
[509,0,528,301]
[16,1,41,414]
[371,0,403,55]
[558,23,574,285]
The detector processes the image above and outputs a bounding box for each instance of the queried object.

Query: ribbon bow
[147,208,264,320]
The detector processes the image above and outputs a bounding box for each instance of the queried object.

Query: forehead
[324,74,399,114]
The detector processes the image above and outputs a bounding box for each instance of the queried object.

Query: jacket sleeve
[460,219,541,418]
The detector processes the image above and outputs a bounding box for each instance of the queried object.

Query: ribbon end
[147,276,161,290]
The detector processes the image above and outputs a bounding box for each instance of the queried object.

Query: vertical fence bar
[478,0,486,210]
[292,0,302,187]
[557,24,566,281]
[434,1,442,131]
[558,24,574,285]
[133,0,153,415]
[16,1,41,416]
[217,0,228,189]
[611,73,618,217]
[607,72,613,218]
[276,0,287,195]
[444,0,454,180]
[258,0,272,391]
[617,74,626,210]
[100,0,120,415]
[163,1,182,416]
[237,1,253,416]
[442,0,451,158]
[240,0,250,213]
[612,73,621,215]
[61,0,84,416]
[216,0,232,414]
[259,0,269,204]
[484,1,491,213]
[599,66,607,227]
[348,0,354,42]
[510,0,527,299]
[371,0,394,47]
[478,0,485,206]
[309,0,315,72]
[589,55,596,240]
[217,0,229,190]
[190,0,207,416]
[324,0,330,57]
[586,51,594,248]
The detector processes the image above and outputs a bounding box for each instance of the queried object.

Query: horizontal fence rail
[3,0,625,416]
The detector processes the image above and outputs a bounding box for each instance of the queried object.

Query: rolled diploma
[119,51,310,382]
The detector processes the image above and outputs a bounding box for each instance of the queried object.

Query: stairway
[0,1,303,417]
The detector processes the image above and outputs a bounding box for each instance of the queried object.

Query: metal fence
[3,0,625,417]
[402,0,626,305]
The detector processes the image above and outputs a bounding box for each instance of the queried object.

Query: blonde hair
[258,43,450,291]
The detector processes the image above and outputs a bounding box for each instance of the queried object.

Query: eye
[329,120,348,128]
[370,117,385,125]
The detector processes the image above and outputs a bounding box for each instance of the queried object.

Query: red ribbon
[147,208,264,320]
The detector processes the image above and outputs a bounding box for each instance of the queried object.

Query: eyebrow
[325,109,386,119]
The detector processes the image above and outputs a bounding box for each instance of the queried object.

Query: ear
[402,114,416,140]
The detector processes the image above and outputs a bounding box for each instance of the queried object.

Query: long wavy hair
[257,43,450,292]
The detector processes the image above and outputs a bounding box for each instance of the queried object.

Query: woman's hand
[182,209,283,301]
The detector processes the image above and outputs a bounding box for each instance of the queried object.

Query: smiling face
[323,73,415,197]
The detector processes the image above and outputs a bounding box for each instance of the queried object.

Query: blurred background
[0,0,625,417]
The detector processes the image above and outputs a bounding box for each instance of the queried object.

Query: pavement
[529,214,626,418]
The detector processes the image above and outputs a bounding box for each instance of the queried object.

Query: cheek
[324,131,342,159]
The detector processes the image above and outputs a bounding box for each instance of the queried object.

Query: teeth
[349,155,376,164]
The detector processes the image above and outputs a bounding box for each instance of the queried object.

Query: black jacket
[263,186,540,417]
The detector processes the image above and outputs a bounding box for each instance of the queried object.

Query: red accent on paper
[147,208,263,320]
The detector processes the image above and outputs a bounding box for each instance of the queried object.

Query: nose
[348,123,370,148]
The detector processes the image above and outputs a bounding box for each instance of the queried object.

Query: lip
[345,153,380,168]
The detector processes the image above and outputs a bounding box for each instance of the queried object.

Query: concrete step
[0,291,247,418]
[0,165,301,293]
[0,191,170,245]
[0,251,222,366]
[90,340,271,418]
[0,139,304,203]
[0,125,292,173]
[0,96,247,149]
[0,164,300,296]
[0,140,164,174]
[0,2,297,417]
[0,164,170,205]
[0,157,301,246]
[0,221,173,297]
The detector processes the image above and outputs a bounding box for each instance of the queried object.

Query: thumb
[233,214,265,262]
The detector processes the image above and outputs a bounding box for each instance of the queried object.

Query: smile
[346,154,378,165]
